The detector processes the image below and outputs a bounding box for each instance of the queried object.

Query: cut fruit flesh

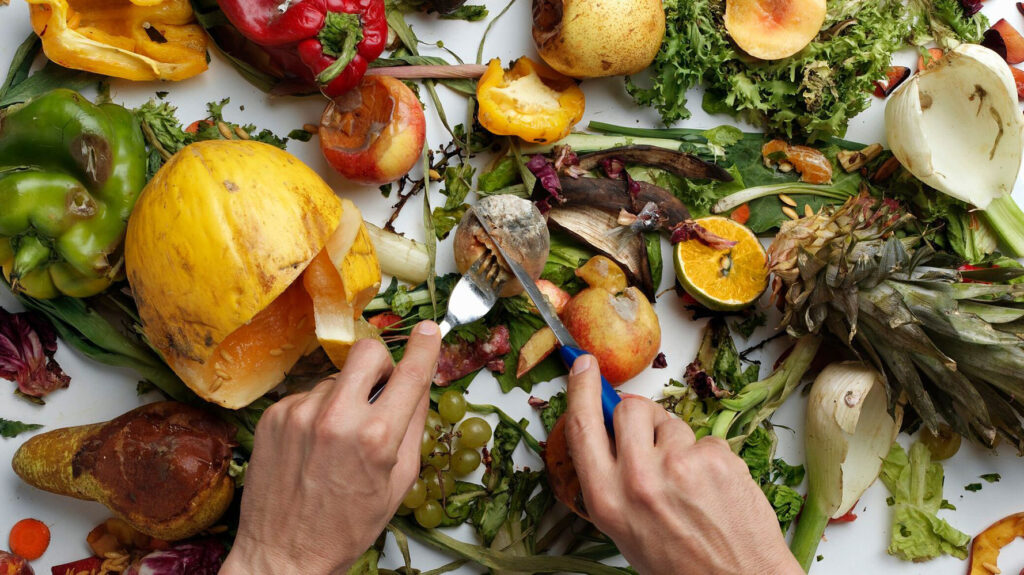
[517,326,559,378]
[304,250,359,369]
[674,216,768,311]
[166,279,318,409]
[324,199,382,313]
[724,0,826,60]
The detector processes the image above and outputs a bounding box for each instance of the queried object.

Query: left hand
[220,321,441,575]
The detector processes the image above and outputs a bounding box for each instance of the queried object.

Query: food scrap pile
[2,0,1024,573]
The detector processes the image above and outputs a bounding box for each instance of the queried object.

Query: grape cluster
[398,390,492,528]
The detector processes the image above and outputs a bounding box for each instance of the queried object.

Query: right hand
[564,354,803,575]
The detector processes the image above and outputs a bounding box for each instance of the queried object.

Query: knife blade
[474,210,620,435]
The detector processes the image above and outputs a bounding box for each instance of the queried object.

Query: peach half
[724,0,826,61]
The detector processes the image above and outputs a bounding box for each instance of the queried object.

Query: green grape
[425,409,444,438]
[423,469,456,500]
[403,478,427,509]
[423,442,450,470]
[396,504,413,516]
[451,448,481,476]
[414,500,444,529]
[438,390,468,424]
[419,429,437,460]
[457,417,492,448]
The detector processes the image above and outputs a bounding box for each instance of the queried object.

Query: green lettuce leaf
[880,441,970,562]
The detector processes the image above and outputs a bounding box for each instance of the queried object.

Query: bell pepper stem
[12,236,51,279]
[981,195,1024,258]
[316,12,364,86]
[790,494,830,571]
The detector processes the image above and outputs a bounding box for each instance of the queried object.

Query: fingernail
[571,355,593,375]
[415,321,439,335]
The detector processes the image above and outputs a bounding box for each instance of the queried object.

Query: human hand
[564,355,802,575]
[220,321,441,575]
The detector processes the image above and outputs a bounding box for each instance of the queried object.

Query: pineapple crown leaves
[768,195,1024,453]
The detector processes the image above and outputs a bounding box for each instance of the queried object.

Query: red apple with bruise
[561,285,661,384]
[319,75,426,184]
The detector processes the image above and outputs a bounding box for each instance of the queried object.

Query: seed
[782,206,800,220]
[429,169,442,181]
[215,369,231,380]
[269,348,284,357]
[804,204,814,217]
[303,123,319,134]
[233,125,251,140]
[296,317,308,330]
[209,378,223,392]
[217,121,235,140]
[281,343,296,350]
[220,349,235,363]
[778,194,797,207]
[982,562,1001,574]
[777,161,794,173]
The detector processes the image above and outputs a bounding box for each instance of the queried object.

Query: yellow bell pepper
[476,57,585,144]
[28,0,208,81]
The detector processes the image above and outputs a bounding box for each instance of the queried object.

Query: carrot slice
[730,203,751,225]
[9,518,50,560]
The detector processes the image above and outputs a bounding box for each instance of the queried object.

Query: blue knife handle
[558,345,620,436]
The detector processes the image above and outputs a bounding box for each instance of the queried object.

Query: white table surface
[2,0,1024,572]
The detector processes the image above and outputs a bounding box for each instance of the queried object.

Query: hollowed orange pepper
[476,57,585,144]
[27,0,208,81]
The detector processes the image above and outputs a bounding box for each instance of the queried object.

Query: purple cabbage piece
[527,154,562,213]
[124,540,226,575]
[960,0,982,16]
[0,306,70,398]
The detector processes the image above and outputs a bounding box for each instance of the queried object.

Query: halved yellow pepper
[476,57,585,144]
[28,0,208,81]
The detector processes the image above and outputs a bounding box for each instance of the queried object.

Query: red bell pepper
[216,0,387,97]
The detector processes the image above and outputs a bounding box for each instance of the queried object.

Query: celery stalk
[980,195,1024,257]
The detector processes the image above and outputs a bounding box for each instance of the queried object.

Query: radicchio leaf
[684,361,728,399]
[552,145,585,178]
[0,307,70,398]
[124,539,226,575]
[527,155,562,214]
[670,220,738,250]
[433,325,511,385]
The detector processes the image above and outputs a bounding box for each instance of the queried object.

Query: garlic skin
[885,43,1024,210]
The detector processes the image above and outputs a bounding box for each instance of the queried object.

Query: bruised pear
[532,0,665,78]
[12,402,236,541]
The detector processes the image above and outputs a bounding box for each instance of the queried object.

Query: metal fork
[368,252,506,402]
[438,252,507,337]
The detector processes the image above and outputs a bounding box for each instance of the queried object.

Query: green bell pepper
[0,88,146,298]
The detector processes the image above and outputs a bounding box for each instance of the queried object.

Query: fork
[368,252,506,402]
[438,252,507,338]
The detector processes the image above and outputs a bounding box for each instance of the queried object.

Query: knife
[474,211,621,435]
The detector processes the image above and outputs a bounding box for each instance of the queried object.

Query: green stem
[981,195,1024,258]
[316,12,364,85]
[587,121,706,141]
[712,182,853,213]
[519,133,683,155]
[710,410,737,438]
[364,286,434,313]
[790,494,830,571]
[389,517,631,575]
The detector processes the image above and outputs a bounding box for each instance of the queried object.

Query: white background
[2,0,1024,573]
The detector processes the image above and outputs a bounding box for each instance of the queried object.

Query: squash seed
[782,206,800,220]
[778,194,797,207]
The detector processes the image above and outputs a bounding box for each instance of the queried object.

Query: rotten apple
[319,75,426,184]
[560,255,661,384]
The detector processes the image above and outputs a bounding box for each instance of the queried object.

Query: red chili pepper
[51,557,102,575]
[217,0,387,97]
